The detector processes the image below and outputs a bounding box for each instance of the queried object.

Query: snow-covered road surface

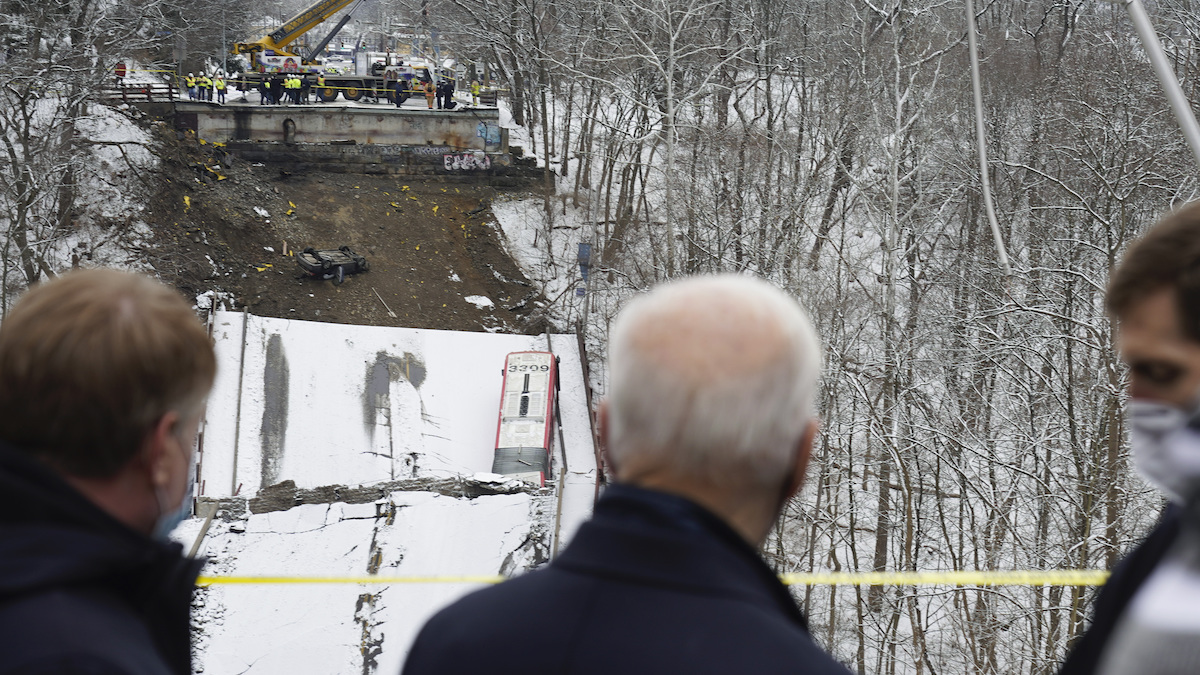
[175,312,598,673]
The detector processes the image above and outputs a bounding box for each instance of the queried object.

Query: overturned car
[297,246,369,284]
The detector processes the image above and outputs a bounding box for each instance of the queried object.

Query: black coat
[1058,506,1181,675]
[403,484,852,675]
[0,441,202,675]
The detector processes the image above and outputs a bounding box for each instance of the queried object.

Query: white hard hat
[189,72,194,76]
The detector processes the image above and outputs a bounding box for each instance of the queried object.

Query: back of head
[1108,200,1200,337]
[606,274,821,490]
[0,269,216,478]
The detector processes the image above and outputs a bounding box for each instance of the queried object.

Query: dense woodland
[435,1,1200,673]
[4,0,1200,673]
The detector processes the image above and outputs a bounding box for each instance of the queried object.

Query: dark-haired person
[1061,200,1200,675]
[0,269,216,675]
[403,275,850,675]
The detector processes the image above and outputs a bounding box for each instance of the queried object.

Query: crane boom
[233,0,357,57]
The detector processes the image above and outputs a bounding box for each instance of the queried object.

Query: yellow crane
[230,0,431,105]
[233,0,362,68]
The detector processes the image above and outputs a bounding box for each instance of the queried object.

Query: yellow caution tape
[779,570,1109,586]
[196,570,1109,587]
[197,575,506,586]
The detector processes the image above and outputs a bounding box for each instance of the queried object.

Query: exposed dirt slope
[144,128,546,333]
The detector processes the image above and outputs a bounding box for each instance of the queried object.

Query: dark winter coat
[0,441,203,675]
[402,483,853,675]
[1058,506,1181,675]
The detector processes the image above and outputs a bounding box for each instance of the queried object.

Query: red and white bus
[492,351,559,484]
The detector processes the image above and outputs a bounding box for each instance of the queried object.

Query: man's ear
[142,411,181,489]
[597,399,616,476]
[784,419,818,501]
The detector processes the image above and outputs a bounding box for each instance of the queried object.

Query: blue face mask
[152,492,192,542]
[151,432,196,542]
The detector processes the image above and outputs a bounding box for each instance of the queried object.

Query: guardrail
[101,81,179,103]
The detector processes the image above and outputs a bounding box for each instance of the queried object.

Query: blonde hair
[0,269,215,477]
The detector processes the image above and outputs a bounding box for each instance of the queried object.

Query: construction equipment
[231,0,431,104]
[233,0,360,67]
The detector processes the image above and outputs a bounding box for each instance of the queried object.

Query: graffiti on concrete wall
[476,122,501,146]
[444,153,491,171]
[409,145,452,155]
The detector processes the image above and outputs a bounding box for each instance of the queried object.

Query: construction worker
[423,79,435,109]
[470,79,480,106]
[270,74,284,106]
[185,73,197,100]
[198,73,211,101]
[316,74,326,102]
[213,73,226,104]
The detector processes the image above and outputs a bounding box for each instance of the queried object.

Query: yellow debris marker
[432,205,439,214]
[183,196,191,210]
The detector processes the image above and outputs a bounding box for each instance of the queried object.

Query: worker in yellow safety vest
[198,73,211,101]
[213,74,226,104]
[470,79,480,106]
[316,74,326,102]
[185,73,197,100]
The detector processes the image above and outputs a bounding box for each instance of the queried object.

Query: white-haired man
[403,274,851,675]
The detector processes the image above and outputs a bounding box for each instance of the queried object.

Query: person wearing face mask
[403,275,851,675]
[1059,201,1200,675]
[0,269,216,675]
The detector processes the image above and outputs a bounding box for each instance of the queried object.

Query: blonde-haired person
[0,269,215,675]
[404,274,850,675]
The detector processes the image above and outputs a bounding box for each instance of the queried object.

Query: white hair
[606,274,822,488]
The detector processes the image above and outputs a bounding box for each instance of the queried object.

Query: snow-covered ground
[177,312,598,673]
